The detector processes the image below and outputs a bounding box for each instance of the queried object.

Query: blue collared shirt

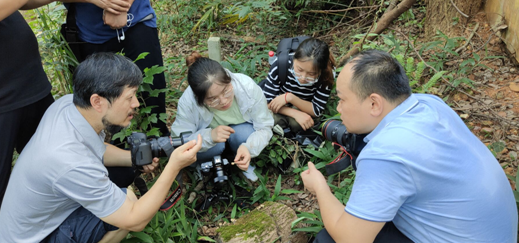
[345,94,517,242]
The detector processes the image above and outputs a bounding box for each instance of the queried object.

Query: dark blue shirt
[67,0,156,44]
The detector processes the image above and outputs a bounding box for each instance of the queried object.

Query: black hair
[348,50,411,104]
[73,52,142,108]
[294,38,336,88]
[186,52,231,106]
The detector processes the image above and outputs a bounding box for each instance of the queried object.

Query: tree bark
[424,0,484,38]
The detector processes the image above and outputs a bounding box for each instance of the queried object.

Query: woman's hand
[103,11,127,29]
[268,94,288,113]
[234,145,251,171]
[211,125,235,143]
[292,111,314,131]
[90,0,130,15]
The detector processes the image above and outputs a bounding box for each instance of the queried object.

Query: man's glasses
[205,84,234,108]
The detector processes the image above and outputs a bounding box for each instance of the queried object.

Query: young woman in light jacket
[171,52,274,181]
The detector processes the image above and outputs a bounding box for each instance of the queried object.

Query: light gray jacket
[171,71,274,157]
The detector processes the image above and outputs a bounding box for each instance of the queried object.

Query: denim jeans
[196,123,255,164]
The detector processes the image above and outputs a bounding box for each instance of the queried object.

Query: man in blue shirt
[302,50,518,242]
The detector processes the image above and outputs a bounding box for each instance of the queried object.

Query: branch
[455,23,479,53]
[450,0,469,18]
[299,6,378,14]
[338,0,417,66]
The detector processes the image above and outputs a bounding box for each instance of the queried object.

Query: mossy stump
[216,201,302,243]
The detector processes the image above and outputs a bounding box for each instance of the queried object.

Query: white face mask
[290,68,318,86]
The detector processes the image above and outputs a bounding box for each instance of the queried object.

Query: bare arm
[278,106,314,131]
[100,135,202,231]
[286,93,316,117]
[103,143,132,167]
[302,162,384,242]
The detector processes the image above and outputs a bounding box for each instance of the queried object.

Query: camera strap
[159,171,183,211]
[325,142,357,175]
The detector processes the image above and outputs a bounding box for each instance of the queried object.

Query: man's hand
[103,11,127,29]
[168,134,202,169]
[211,125,235,143]
[268,94,287,113]
[234,144,251,171]
[140,157,159,174]
[89,0,130,15]
[301,162,329,194]
[292,111,314,131]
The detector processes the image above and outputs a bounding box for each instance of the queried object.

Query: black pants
[0,93,54,205]
[75,23,169,136]
[314,222,413,243]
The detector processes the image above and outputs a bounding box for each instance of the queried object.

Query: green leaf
[197,236,217,242]
[134,52,149,62]
[281,189,303,194]
[274,174,282,197]
[292,226,323,233]
[129,232,154,243]
[231,204,237,219]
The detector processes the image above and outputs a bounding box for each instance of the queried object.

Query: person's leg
[123,23,169,136]
[227,123,258,181]
[373,221,413,243]
[313,228,335,243]
[287,116,303,134]
[0,109,21,205]
[273,113,290,129]
[98,190,137,243]
[195,142,226,165]
[107,167,136,188]
[16,93,54,153]
[313,222,413,243]
[227,123,255,153]
[42,188,131,243]
[0,93,53,205]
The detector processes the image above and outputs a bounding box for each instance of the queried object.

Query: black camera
[322,120,362,155]
[321,120,366,174]
[200,155,230,185]
[127,132,191,166]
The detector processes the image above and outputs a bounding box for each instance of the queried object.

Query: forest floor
[154,7,519,239]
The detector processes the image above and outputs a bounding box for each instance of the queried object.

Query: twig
[455,23,479,53]
[452,103,502,111]
[450,0,469,18]
[391,28,517,126]
[298,6,378,14]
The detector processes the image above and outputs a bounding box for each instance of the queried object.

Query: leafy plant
[112,52,169,144]
[29,4,76,96]
[291,210,324,234]
[251,174,302,204]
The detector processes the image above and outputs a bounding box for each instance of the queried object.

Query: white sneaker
[242,164,258,182]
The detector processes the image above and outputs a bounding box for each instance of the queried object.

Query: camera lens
[322,120,349,145]
[149,138,162,158]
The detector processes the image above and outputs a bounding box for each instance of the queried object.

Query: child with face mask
[262,38,336,134]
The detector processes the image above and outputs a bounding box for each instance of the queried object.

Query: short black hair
[73,52,142,108]
[187,57,231,106]
[348,50,411,104]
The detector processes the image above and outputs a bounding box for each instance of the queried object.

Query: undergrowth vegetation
[23,0,513,241]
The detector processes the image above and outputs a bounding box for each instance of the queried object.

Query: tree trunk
[424,0,484,38]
